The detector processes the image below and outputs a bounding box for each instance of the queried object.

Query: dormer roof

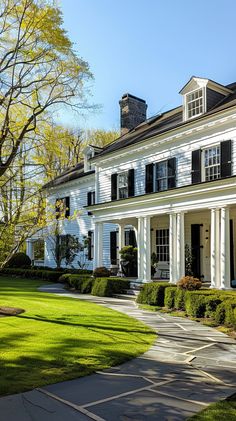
[179,76,233,96]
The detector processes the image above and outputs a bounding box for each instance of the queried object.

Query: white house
[27,76,236,289]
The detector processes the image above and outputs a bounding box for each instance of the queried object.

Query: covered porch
[93,205,236,290]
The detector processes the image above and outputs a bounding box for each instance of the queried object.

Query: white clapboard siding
[97,120,236,203]
[44,174,117,269]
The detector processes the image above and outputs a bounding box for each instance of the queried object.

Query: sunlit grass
[188,394,236,420]
[0,277,156,396]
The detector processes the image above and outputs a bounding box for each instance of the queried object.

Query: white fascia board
[92,106,236,166]
[45,173,95,195]
[89,177,236,222]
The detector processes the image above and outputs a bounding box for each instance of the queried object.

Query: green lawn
[0,277,156,396]
[189,394,236,420]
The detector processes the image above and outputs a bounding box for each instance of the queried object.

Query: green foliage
[174,288,186,310]
[164,287,177,309]
[177,276,202,290]
[6,252,31,268]
[66,274,95,294]
[136,282,171,307]
[93,266,111,278]
[0,276,155,396]
[119,245,137,262]
[185,291,206,317]
[215,300,236,327]
[185,244,194,276]
[91,278,130,297]
[205,296,223,318]
[0,268,62,282]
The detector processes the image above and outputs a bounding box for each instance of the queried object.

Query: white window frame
[117,171,129,199]
[156,229,169,262]
[154,160,168,192]
[90,191,96,205]
[184,87,206,121]
[201,144,221,182]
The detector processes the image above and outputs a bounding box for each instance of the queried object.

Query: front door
[191,224,201,278]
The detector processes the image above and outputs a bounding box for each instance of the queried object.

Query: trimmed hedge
[0,267,62,282]
[185,291,207,317]
[91,278,130,297]
[164,286,177,309]
[174,288,186,310]
[215,300,236,327]
[6,252,31,268]
[65,274,95,294]
[136,282,172,307]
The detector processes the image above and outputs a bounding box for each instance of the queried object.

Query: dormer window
[186,88,204,119]
[180,77,233,122]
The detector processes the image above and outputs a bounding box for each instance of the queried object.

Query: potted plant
[151,252,158,277]
[119,245,137,277]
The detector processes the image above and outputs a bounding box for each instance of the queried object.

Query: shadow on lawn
[0,330,149,396]
[17,313,154,337]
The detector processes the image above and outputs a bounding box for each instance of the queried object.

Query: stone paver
[1,283,235,421]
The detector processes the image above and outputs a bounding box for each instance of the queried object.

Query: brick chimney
[119,93,147,135]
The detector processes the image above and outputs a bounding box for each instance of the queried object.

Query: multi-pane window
[156,229,169,262]
[186,89,203,119]
[204,146,220,181]
[118,172,128,199]
[155,161,168,191]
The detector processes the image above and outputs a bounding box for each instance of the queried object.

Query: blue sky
[60,0,236,131]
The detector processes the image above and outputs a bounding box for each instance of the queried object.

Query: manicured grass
[0,277,156,396]
[188,394,236,420]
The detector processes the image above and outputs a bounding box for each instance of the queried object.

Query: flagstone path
[1,283,236,421]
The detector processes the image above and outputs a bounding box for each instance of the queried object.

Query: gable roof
[44,78,236,189]
[43,162,94,189]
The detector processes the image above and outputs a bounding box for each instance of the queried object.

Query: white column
[137,216,144,280]
[94,164,99,204]
[118,223,125,251]
[176,212,185,281]
[210,208,220,288]
[26,240,34,262]
[169,213,177,283]
[93,222,103,270]
[143,216,151,282]
[118,223,125,271]
[220,206,231,289]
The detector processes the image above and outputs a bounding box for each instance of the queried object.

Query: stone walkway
[1,284,236,421]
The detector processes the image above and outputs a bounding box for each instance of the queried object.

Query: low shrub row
[91,278,130,297]
[137,282,236,327]
[136,282,173,307]
[0,267,131,298]
[0,267,62,282]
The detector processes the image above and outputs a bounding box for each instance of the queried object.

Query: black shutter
[111,173,117,200]
[128,168,135,197]
[87,231,92,260]
[110,231,117,264]
[221,140,232,178]
[129,230,137,247]
[87,191,92,206]
[168,158,176,189]
[65,197,70,218]
[145,163,154,193]
[191,150,201,184]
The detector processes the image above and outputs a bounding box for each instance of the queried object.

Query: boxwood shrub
[136,282,172,307]
[0,267,62,282]
[91,277,130,297]
[215,300,236,327]
[174,288,186,310]
[185,291,207,317]
[204,296,223,318]
[164,286,177,309]
[66,274,95,294]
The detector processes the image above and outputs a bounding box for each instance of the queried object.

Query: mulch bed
[0,306,24,316]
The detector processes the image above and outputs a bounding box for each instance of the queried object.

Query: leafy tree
[0,0,92,178]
